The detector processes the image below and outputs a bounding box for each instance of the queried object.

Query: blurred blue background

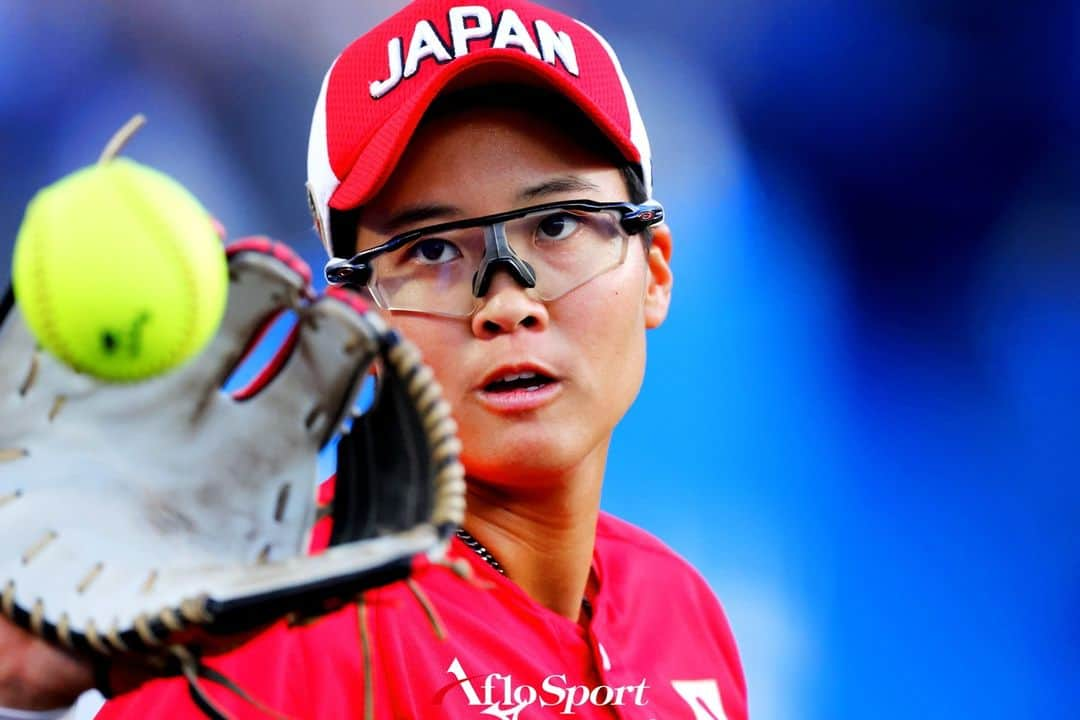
[1,1,1077,718]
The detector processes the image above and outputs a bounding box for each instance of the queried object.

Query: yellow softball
[12,116,227,382]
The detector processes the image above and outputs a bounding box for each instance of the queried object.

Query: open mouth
[483,371,555,393]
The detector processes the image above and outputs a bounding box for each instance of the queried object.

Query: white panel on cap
[575,20,653,198]
[307,56,342,257]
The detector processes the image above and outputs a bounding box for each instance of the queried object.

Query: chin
[460,429,594,487]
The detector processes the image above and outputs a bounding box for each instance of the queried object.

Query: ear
[644,225,673,329]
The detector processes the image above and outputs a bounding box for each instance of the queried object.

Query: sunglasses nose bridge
[471,222,536,298]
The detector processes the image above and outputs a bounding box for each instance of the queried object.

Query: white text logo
[441,657,649,719]
[370,6,579,98]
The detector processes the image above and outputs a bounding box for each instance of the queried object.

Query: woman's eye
[536,213,581,242]
[406,238,462,264]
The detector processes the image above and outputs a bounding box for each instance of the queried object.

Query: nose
[470,268,549,338]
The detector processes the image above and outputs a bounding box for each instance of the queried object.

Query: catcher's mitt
[0,237,465,716]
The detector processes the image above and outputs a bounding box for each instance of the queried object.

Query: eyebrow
[378,176,602,236]
[518,176,601,201]
[380,203,464,235]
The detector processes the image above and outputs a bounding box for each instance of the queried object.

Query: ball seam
[29,193,81,372]
[114,166,201,379]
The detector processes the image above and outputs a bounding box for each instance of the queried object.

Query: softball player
[0,1,747,717]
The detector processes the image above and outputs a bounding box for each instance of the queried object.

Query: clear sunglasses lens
[369,227,484,317]
[504,208,627,300]
[367,207,630,316]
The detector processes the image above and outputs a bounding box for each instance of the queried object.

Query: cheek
[559,270,649,417]
[387,316,467,395]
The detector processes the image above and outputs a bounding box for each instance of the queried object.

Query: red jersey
[97,512,747,719]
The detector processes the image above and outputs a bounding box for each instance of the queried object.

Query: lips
[483,370,555,393]
[476,364,562,412]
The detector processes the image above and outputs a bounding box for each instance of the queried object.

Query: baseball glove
[0,236,466,716]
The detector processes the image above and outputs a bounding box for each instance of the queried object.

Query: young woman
[0,1,746,718]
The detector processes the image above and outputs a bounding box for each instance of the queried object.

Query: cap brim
[327,52,641,212]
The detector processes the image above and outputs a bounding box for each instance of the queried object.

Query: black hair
[329,84,649,258]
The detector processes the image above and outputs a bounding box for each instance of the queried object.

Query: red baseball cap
[307,0,654,258]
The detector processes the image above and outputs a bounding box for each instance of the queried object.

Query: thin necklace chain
[456,528,507,576]
[454,528,594,619]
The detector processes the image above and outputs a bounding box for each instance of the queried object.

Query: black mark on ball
[99,312,152,358]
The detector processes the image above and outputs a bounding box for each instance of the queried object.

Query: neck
[462,448,606,621]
